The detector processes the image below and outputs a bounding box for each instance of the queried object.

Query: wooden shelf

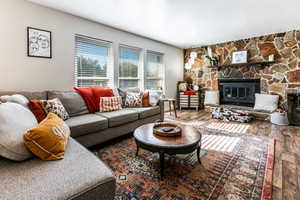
[208,61,276,69]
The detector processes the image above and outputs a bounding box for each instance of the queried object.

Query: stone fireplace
[184,30,300,103]
[219,79,260,107]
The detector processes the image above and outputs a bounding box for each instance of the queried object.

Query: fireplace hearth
[219,79,260,107]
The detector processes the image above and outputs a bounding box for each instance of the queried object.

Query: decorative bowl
[153,122,182,137]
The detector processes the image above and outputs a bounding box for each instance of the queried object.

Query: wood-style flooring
[165,110,300,200]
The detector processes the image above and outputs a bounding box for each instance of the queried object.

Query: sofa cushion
[48,90,89,117]
[65,114,108,138]
[0,91,47,100]
[129,106,161,119]
[0,138,116,200]
[96,108,139,127]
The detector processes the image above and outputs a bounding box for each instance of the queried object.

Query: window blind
[75,35,113,87]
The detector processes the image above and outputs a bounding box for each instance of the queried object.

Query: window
[145,52,164,90]
[118,46,142,88]
[75,36,113,87]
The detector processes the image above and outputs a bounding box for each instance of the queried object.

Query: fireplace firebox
[219,79,260,107]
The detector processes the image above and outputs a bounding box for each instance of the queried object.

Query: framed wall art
[27,27,52,58]
[231,50,247,64]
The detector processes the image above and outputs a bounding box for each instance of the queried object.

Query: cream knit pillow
[0,103,38,161]
[254,93,279,112]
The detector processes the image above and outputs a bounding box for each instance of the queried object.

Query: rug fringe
[261,139,275,200]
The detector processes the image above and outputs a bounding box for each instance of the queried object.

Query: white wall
[0,0,183,98]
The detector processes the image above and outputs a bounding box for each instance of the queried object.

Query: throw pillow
[142,91,151,107]
[204,90,220,105]
[254,93,279,112]
[149,90,163,106]
[118,87,140,106]
[24,113,70,161]
[0,94,29,108]
[99,96,123,112]
[125,92,143,107]
[28,100,47,123]
[0,103,38,161]
[74,87,98,113]
[41,98,70,120]
[91,86,114,112]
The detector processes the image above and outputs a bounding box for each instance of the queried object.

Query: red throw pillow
[142,91,150,107]
[28,100,47,123]
[184,90,196,95]
[91,86,114,112]
[99,96,122,112]
[74,87,97,113]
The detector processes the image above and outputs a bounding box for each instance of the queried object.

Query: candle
[207,47,212,57]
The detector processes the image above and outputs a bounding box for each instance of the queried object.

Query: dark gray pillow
[47,91,89,117]
[117,88,140,106]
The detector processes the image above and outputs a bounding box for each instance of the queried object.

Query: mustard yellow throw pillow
[24,113,70,161]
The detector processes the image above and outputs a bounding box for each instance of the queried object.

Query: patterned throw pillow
[125,92,142,107]
[99,96,122,112]
[41,98,70,120]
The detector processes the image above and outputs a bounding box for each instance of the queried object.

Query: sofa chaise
[0,90,164,200]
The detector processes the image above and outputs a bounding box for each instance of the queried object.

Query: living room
[0,0,299,199]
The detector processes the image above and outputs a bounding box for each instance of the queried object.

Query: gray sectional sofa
[0,90,164,200]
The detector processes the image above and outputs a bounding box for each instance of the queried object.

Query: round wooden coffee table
[133,123,202,179]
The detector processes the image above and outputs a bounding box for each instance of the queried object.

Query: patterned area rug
[96,123,274,200]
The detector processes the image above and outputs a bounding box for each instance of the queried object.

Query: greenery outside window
[118,45,142,88]
[75,35,113,87]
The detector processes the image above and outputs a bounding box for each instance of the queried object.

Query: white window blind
[145,51,164,90]
[118,45,142,88]
[75,35,113,87]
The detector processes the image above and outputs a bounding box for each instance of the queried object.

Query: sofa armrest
[159,99,164,122]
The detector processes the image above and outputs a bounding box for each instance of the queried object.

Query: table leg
[197,146,201,164]
[169,102,172,115]
[159,152,165,180]
[172,101,177,118]
[136,145,139,156]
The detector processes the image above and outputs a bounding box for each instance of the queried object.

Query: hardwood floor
[165,110,300,200]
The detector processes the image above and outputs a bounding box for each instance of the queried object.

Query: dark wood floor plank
[282,160,298,200]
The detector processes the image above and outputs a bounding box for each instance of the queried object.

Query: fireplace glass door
[219,79,260,107]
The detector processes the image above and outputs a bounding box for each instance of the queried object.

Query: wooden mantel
[208,61,276,70]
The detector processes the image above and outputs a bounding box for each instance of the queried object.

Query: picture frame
[231,50,247,64]
[27,27,52,58]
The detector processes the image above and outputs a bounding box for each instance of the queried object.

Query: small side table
[161,98,177,118]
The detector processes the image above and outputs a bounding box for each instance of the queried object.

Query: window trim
[74,34,114,88]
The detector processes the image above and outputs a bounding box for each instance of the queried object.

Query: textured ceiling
[27,0,300,48]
